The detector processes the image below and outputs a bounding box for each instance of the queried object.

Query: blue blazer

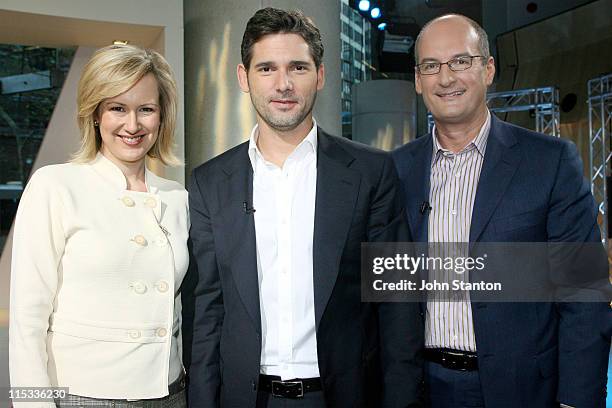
[392,114,611,408]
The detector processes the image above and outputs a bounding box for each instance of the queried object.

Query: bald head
[414,14,490,64]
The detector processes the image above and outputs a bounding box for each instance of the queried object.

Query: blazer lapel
[313,131,361,328]
[217,144,261,334]
[403,135,433,243]
[469,116,522,243]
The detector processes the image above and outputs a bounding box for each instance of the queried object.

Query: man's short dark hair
[241,7,324,70]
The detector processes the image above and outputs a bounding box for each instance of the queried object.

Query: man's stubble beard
[250,91,318,133]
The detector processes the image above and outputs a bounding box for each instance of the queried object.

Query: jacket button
[156,281,169,293]
[156,328,168,337]
[132,235,147,246]
[144,197,157,208]
[131,281,147,294]
[128,330,141,339]
[121,196,135,207]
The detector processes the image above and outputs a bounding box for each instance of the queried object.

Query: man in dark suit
[184,7,423,408]
[392,13,610,408]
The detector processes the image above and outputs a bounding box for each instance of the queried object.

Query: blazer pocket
[493,208,546,233]
[49,314,167,344]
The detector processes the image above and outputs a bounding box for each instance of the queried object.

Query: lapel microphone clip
[420,201,432,215]
[243,201,256,214]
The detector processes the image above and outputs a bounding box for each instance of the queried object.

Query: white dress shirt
[9,153,189,402]
[248,121,320,380]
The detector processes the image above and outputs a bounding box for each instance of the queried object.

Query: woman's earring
[93,120,99,127]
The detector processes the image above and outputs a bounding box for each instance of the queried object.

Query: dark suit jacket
[392,115,611,408]
[183,128,424,408]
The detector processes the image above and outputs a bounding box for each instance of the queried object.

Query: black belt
[168,371,186,395]
[258,374,322,399]
[424,348,478,371]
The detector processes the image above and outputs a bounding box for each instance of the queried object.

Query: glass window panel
[0,44,75,252]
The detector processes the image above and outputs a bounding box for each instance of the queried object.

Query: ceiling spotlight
[113,40,129,45]
[370,7,381,19]
[377,22,387,31]
[358,0,370,11]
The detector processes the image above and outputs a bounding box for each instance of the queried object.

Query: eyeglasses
[415,55,486,75]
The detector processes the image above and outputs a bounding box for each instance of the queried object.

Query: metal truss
[588,73,612,242]
[428,86,561,137]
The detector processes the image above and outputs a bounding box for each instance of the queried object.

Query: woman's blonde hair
[73,44,180,166]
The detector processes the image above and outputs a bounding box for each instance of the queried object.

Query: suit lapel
[469,115,522,243]
[398,137,432,310]
[217,144,261,334]
[404,136,433,243]
[313,131,361,328]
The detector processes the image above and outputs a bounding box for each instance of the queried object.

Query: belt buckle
[271,380,304,399]
[442,350,473,371]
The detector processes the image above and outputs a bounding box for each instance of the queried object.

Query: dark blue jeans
[425,361,485,408]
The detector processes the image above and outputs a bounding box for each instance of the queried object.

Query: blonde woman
[9,45,188,407]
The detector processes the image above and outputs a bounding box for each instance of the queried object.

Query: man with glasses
[392,14,610,408]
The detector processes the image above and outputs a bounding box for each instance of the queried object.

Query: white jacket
[9,153,189,402]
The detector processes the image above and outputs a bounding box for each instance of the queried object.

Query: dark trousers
[255,390,326,408]
[425,361,485,408]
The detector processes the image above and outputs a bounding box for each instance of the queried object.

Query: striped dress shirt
[426,111,491,351]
